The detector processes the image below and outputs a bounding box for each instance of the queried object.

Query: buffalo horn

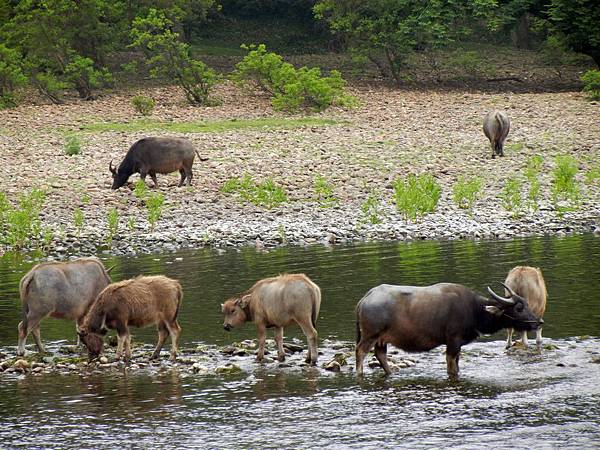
[109,160,116,174]
[105,265,116,274]
[487,285,515,306]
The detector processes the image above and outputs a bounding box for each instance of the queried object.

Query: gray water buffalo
[483,110,510,158]
[355,282,542,378]
[221,273,321,365]
[504,266,547,349]
[17,257,112,356]
[110,136,207,189]
[79,275,182,362]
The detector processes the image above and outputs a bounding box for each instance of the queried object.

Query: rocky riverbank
[1,83,599,258]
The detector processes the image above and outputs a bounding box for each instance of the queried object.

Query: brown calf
[504,266,547,348]
[79,275,182,362]
[222,274,321,365]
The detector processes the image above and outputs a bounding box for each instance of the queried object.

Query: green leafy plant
[106,207,119,245]
[146,192,165,230]
[447,50,489,79]
[359,191,383,225]
[0,44,27,108]
[585,165,600,186]
[525,155,544,211]
[313,175,337,207]
[500,178,523,215]
[126,217,136,231]
[0,188,47,250]
[81,193,91,204]
[131,95,156,116]
[73,208,85,235]
[63,54,112,100]
[452,176,483,212]
[221,173,287,209]
[581,69,600,101]
[64,134,82,156]
[232,44,357,112]
[551,155,580,214]
[393,174,441,221]
[133,179,149,201]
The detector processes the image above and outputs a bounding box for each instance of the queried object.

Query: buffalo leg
[123,333,132,363]
[165,320,181,361]
[256,323,266,362]
[31,325,44,354]
[446,344,461,379]
[298,321,318,365]
[535,327,543,349]
[355,336,377,377]
[116,334,125,359]
[17,320,28,356]
[151,322,168,359]
[506,328,514,349]
[149,171,158,188]
[178,169,186,187]
[18,315,45,355]
[274,327,285,362]
[374,342,392,375]
[186,168,193,186]
[521,330,530,347]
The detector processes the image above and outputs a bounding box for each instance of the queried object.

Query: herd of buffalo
[13,109,521,378]
[15,257,546,378]
[107,110,510,191]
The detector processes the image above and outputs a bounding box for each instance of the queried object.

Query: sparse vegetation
[359,191,383,225]
[581,70,600,101]
[501,178,523,215]
[551,155,580,214]
[64,134,82,156]
[73,208,85,235]
[131,95,156,116]
[133,179,149,201]
[106,207,119,245]
[146,192,165,230]
[313,175,337,207]
[393,174,441,221]
[452,176,484,212]
[0,188,49,250]
[525,155,544,211]
[221,173,287,209]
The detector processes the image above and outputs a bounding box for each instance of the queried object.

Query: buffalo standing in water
[109,136,207,189]
[355,282,543,378]
[483,110,510,158]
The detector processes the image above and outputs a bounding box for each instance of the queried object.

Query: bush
[0,188,48,250]
[30,70,71,104]
[0,44,27,108]
[393,174,441,221]
[63,55,112,100]
[452,176,483,211]
[233,44,357,112]
[551,155,580,213]
[581,69,600,101]
[447,49,489,79]
[64,134,82,156]
[131,95,156,116]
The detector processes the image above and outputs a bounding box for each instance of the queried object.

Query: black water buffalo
[110,137,207,189]
[17,257,112,356]
[483,110,510,158]
[355,282,542,378]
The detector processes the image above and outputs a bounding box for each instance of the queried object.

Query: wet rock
[99,356,109,364]
[13,359,30,371]
[283,343,304,353]
[192,362,210,374]
[215,364,242,375]
[324,361,341,372]
[221,346,237,355]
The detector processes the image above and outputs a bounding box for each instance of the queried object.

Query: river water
[0,234,599,448]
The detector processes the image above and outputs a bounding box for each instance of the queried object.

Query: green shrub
[313,175,337,207]
[551,155,580,213]
[452,176,483,211]
[63,55,112,100]
[233,44,357,112]
[131,95,156,116]
[500,178,522,215]
[0,188,47,249]
[359,191,383,225]
[30,70,71,104]
[581,69,600,101]
[146,192,165,230]
[585,165,600,186]
[106,207,119,245]
[393,173,441,221]
[447,49,488,78]
[221,173,287,209]
[64,134,82,156]
[0,44,27,108]
[525,155,544,211]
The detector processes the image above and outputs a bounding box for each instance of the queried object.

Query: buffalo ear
[239,294,252,308]
[485,305,503,316]
[220,303,225,311]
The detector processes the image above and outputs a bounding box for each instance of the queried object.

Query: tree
[314,0,497,85]
[547,0,600,67]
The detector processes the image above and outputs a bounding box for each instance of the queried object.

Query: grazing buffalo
[483,110,510,158]
[221,274,321,365]
[79,275,182,362]
[17,257,112,356]
[504,266,547,349]
[355,282,543,378]
[109,136,207,189]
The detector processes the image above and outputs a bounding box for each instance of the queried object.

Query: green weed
[500,178,523,215]
[551,155,580,214]
[221,174,287,209]
[106,207,119,245]
[359,191,383,225]
[146,192,165,230]
[313,175,337,207]
[525,155,544,211]
[73,208,84,235]
[131,95,155,116]
[0,189,47,250]
[393,174,441,221]
[64,134,82,156]
[452,176,483,212]
[133,179,148,201]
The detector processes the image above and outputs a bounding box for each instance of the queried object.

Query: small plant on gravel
[500,178,523,216]
[452,176,483,212]
[126,217,136,231]
[314,175,337,208]
[393,174,441,222]
[131,95,155,116]
[1,188,46,250]
[146,192,165,230]
[585,165,600,187]
[580,69,600,101]
[81,193,91,204]
[551,155,580,214]
[73,208,85,235]
[359,191,383,225]
[133,179,148,201]
[525,155,544,211]
[221,174,287,209]
[105,207,119,246]
[64,134,82,156]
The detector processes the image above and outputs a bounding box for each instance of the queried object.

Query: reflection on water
[0,234,599,448]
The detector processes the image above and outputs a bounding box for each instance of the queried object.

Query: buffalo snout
[223,324,232,331]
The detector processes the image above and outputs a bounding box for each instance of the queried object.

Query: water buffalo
[483,110,510,158]
[78,275,182,362]
[355,282,543,378]
[221,273,321,365]
[109,136,207,189]
[17,257,112,356]
[504,266,547,349]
